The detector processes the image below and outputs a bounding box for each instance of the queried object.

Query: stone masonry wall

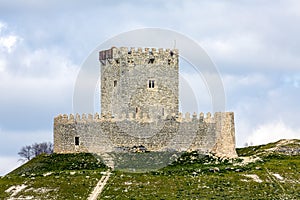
[100,47,179,120]
[54,47,238,158]
[54,112,237,158]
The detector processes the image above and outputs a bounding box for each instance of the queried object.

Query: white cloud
[222,73,273,94]
[0,64,77,131]
[0,21,79,131]
[0,21,20,53]
[223,72,300,147]
[19,47,78,77]
[0,0,300,173]
[246,120,300,146]
[0,35,19,53]
[202,33,263,61]
[202,33,300,71]
[0,21,21,73]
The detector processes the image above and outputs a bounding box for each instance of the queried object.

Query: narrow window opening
[75,137,79,146]
[148,80,155,88]
[148,58,155,64]
[127,59,134,64]
[115,59,119,64]
[136,107,138,113]
[168,59,171,65]
[170,51,174,57]
[114,80,117,87]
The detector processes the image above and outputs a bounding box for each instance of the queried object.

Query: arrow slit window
[148,80,155,88]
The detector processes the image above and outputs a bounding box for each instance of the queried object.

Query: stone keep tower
[100,47,179,120]
[53,46,237,158]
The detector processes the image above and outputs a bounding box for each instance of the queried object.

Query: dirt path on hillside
[88,169,111,200]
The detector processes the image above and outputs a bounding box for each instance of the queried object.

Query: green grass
[100,152,300,199]
[236,139,300,157]
[108,151,180,172]
[1,140,299,199]
[0,153,108,199]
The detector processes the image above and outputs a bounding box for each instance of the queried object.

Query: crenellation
[68,114,74,123]
[54,112,234,125]
[100,47,179,62]
[69,113,74,119]
[158,48,163,54]
[192,112,197,121]
[172,49,179,55]
[199,112,204,122]
[130,47,135,55]
[151,48,157,55]
[54,111,236,156]
[204,112,211,123]
[82,113,87,121]
[111,47,118,58]
[207,112,211,118]
[94,113,100,120]
[62,114,68,123]
[88,114,93,121]
[54,46,237,158]
[144,47,149,54]
[184,112,191,122]
[75,113,80,121]
[120,47,128,55]
[54,115,62,124]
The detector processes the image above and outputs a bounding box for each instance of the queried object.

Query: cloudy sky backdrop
[1,0,300,175]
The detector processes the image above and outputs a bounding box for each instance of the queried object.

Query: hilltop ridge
[0,139,299,199]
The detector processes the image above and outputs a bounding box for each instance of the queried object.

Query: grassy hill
[1,139,299,199]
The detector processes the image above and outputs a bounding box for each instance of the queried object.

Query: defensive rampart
[54,112,237,158]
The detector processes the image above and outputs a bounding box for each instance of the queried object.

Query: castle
[54,47,237,158]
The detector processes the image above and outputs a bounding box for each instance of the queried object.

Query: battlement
[99,47,179,65]
[54,111,236,157]
[100,46,179,118]
[54,112,233,124]
[54,46,237,158]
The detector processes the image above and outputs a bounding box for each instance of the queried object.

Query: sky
[0,0,300,175]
